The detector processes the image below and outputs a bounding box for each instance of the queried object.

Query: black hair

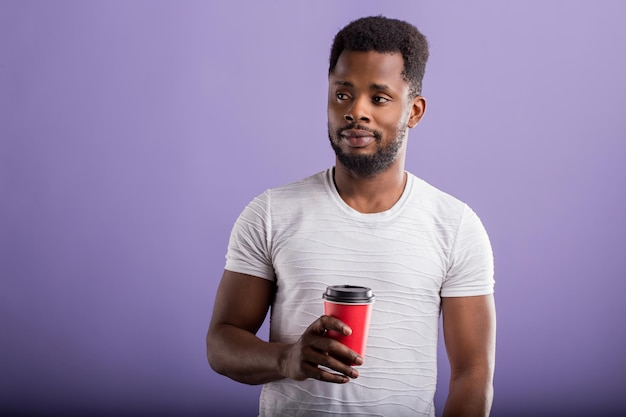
[329,16,429,96]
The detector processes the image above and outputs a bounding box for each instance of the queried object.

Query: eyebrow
[333,80,392,91]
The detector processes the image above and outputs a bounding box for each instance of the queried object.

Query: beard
[328,122,408,177]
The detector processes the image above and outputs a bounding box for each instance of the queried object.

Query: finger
[303,361,354,384]
[304,348,360,380]
[318,315,352,336]
[316,366,351,384]
[310,333,363,366]
[305,316,331,336]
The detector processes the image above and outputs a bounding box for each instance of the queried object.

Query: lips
[341,128,374,138]
[340,129,376,147]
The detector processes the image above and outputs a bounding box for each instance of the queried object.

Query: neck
[333,161,407,214]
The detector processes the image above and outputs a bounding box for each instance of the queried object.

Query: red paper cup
[323,285,375,358]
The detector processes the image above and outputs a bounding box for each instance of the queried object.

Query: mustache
[338,124,382,140]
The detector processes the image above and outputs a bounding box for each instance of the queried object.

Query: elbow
[450,363,494,385]
[205,328,225,375]
[449,360,495,397]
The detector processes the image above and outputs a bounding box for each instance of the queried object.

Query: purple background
[2,1,625,416]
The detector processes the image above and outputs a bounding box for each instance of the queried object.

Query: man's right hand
[278,315,364,383]
[208,271,363,385]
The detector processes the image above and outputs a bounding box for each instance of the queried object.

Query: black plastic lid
[322,285,375,303]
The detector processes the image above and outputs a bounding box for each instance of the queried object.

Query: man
[207,16,495,417]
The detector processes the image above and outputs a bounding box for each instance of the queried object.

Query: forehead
[329,50,406,87]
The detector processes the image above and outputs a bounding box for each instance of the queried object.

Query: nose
[344,96,370,123]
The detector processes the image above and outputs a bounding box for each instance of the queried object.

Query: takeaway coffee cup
[322,285,375,358]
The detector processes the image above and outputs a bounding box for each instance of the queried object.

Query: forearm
[206,323,289,385]
[442,368,493,417]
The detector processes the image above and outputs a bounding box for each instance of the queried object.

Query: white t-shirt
[225,169,494,417]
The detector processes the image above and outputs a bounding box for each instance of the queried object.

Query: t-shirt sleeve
[441,204,495,297]
[224,191,275,281]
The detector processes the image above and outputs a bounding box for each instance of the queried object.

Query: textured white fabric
[225,168,494,417]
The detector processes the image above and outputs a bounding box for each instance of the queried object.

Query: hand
[278,315,364,383]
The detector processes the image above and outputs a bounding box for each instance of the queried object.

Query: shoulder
[404,173,491,247]
[406,173,468,220]
[267,170,328,197]
[255,169,330,210]
[235,170,331,225]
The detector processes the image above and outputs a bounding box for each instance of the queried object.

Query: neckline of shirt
[324,168,413,222]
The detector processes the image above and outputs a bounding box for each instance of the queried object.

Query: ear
[408,96,426,128]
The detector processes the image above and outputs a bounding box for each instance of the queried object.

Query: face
[328,50,425,177]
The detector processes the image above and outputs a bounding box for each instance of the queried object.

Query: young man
[207,16,496,417]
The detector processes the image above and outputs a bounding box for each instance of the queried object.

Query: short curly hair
[329,16,429,96]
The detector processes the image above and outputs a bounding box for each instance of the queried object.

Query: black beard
[328,123,406,177]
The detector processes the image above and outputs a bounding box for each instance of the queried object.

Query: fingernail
[355,356,363,366]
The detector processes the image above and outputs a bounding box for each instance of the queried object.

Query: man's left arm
[441,294,496,417]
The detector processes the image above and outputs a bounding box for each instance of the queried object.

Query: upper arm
[441,294,496,376]
[209,269,275,336]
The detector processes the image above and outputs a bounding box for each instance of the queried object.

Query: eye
[336,92,349,101]
[373,96,390,104]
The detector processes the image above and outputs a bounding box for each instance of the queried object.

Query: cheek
[378,111,404,131]
[327,104,345,124]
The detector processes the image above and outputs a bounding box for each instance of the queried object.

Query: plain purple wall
[2,1,625,416]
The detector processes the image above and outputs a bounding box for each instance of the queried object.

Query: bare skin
[328,51,425,213]
[441,295,496,417]
[207,50,495,416]
[207,270,362,384]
